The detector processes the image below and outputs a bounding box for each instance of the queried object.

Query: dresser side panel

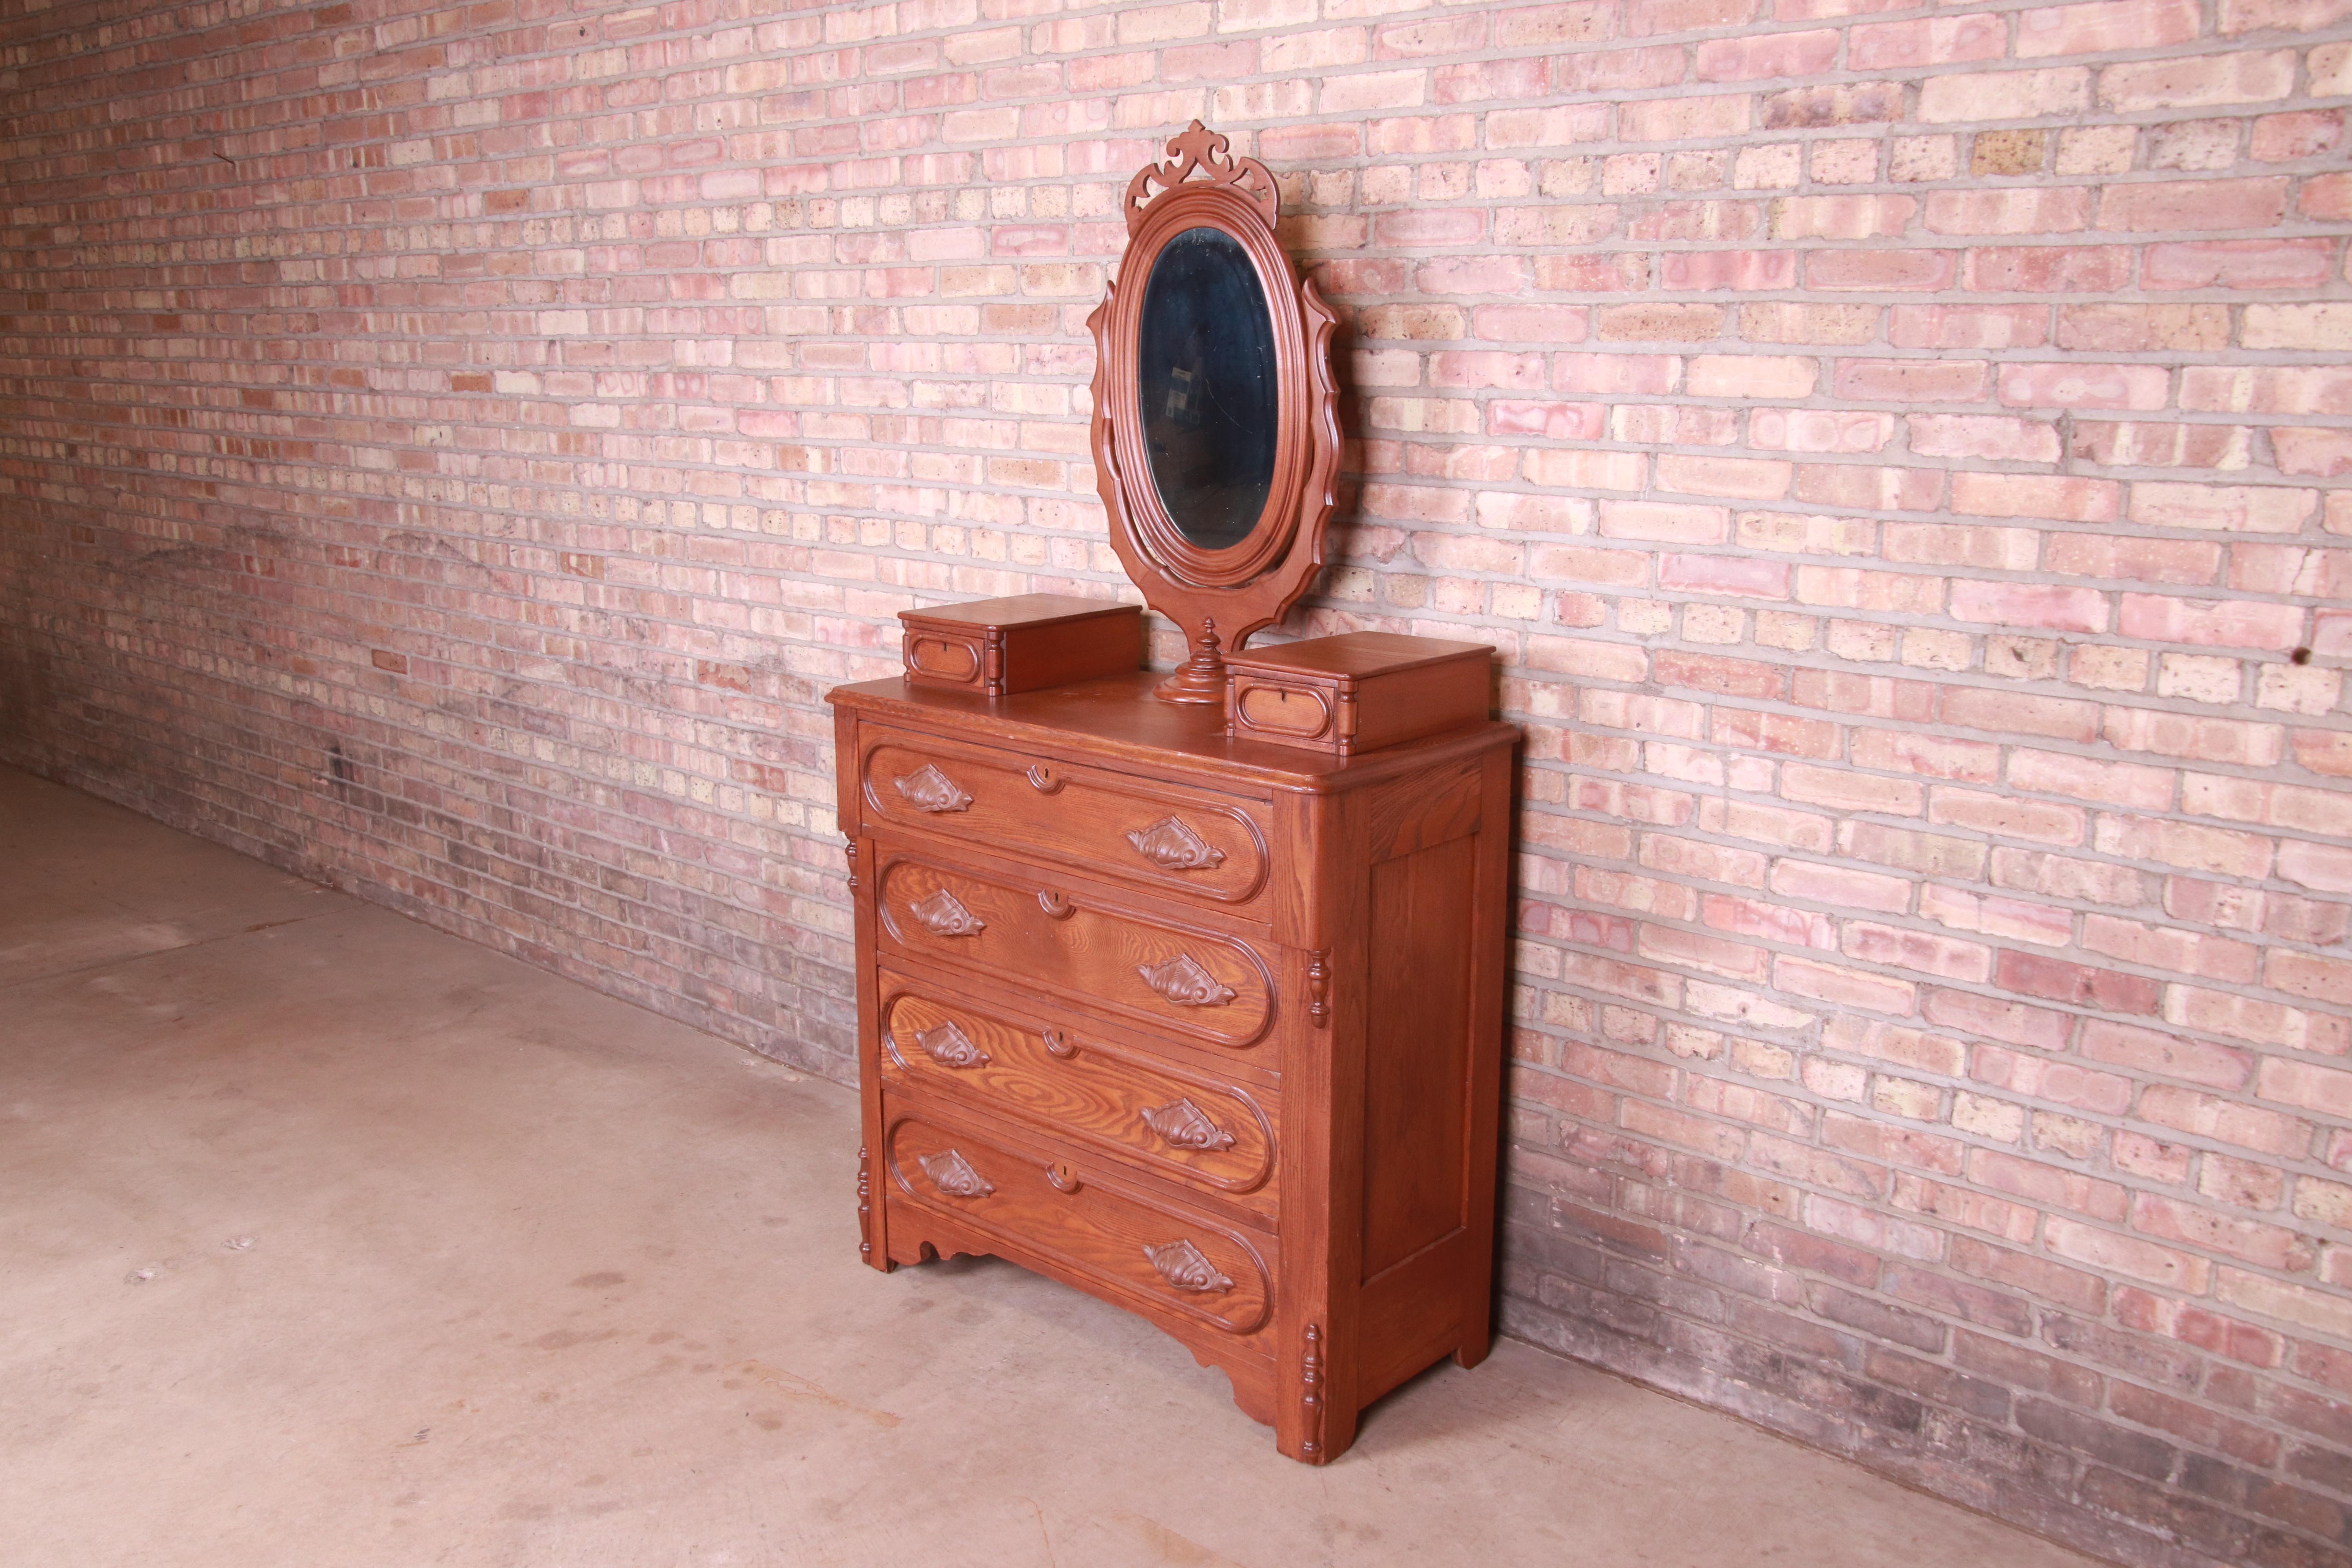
[1359,830,1479,1279]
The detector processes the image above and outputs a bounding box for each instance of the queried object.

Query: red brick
[1923,988,2075,1050]
[1994,951,2162,1016]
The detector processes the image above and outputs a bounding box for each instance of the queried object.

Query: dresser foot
[1452,1337,1491,1370]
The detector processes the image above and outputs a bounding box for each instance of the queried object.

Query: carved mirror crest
[1087,122,1341,702]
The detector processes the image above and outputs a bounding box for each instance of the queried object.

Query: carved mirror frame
[1087,122,1342,703]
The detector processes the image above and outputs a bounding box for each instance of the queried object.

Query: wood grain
[875,853,1278,1051]
[1360,833,1476,1280]
[860,724,1272,911]
[878,982,1281,1210]
[884,1109,1276,1337]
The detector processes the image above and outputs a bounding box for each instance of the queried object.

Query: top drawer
[854,726,1272,914]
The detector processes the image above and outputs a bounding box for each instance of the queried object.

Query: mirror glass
[1138,226,1278,552]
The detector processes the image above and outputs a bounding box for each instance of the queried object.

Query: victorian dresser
[828,665,1516,1462]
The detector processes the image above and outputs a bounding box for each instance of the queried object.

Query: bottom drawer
[882,1107,1274,1339]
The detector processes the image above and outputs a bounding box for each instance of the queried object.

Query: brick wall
[4,0,2350,1561]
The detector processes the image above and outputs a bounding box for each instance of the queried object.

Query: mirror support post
[1157,617,1226,705]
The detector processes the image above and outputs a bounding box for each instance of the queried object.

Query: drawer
[875,851,1279,1052]
[856,726,1272,913]
[878,980,1278,1207]
[882,1109,1274,1338]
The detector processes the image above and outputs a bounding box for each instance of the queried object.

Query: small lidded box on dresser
[898,593,1143,698]
[1222,631,1493,755]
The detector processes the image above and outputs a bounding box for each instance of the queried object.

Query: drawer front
[858,728,1271,911]
[875,853,1278,1051]
[883,1110,1273,1337]
[879,981,1278,1203]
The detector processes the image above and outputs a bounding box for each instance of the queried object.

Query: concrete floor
[0,764,2105,1568]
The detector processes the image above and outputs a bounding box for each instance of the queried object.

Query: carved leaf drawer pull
[1140,1097,1236,1152]
[909,888,985,937]
[914,1020,989,1069]
[1125,815,1226,871]
[893,764,973,813]
[1143,1238,1233,1294]
[1136,952,1235,1008]
[917,1149,994,1200]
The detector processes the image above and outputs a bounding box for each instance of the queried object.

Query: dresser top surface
[828,671,1515,791]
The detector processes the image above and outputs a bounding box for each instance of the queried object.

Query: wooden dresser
[828,670,1515,1461]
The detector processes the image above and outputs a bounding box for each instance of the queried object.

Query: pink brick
[1924,988,2074,1050]
[1808,250,1956,292]
[2045,1220,2211,1292]
[2096,815,2275,878]
[2098,51,2298,111]
[1695,28,1840,80]
[2273,428,2352,478]
[2017,0,2201,58]
[1918,68,2091,124]
[1938,691,2107,748]
[2128,482,2319,534]
[1374,208,1486,247]
[1888,305,2049,350]
[2253,110,2346,162]
[2139,1087,2311,1156]
[1619,94,1752,143]
[2081,1019,2252,1090]
[2143,238,2339,290]
[1623,0,1760,34]
[1906,416,2063,463]
[1997,362,2172,411]
[1950,472,2120,524]
[2098,178,2293,231]
[1832,359,1991,403]
[1849,13,2006,71]
[1655,454,1794,500]
[1656,250,1799,291]
[1949,581,2111,634]
[2300,171,2352,221]
[2041,534,2221,584]
[2117,594,2305,650]
[1659,553,1793,598]
[2129,1194,2310,1274]
[1772,859,1914,914]
[1926,188,2092,236]
[1771,194,1917,240]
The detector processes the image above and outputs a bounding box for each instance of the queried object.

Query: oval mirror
[1137,226,1279,553]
